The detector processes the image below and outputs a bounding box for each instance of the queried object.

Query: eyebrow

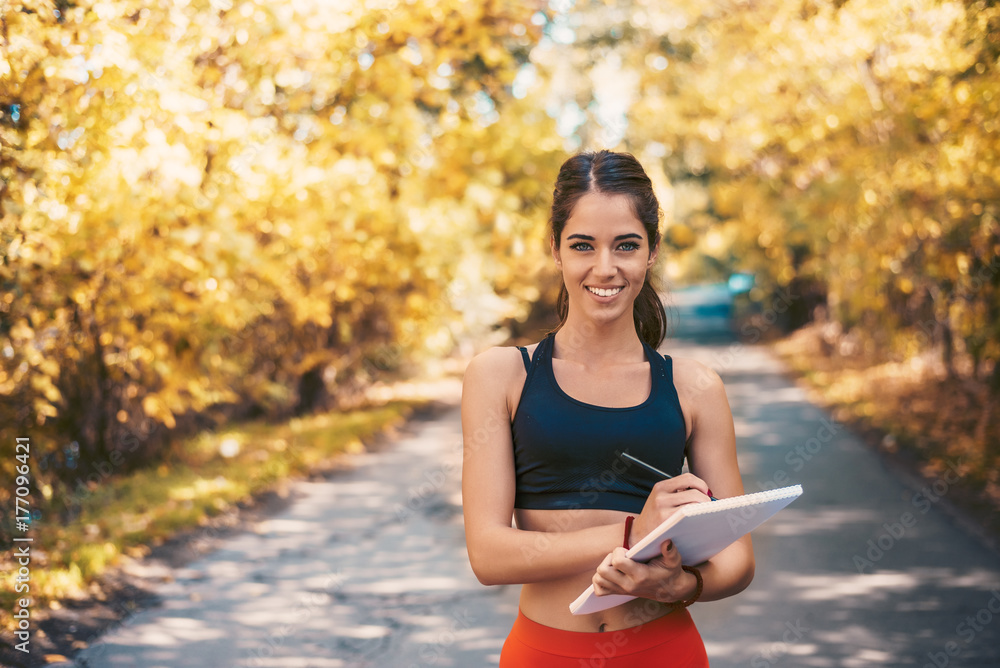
[566,233,644,242]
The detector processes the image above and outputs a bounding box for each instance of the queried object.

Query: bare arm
[681,361,755,601]
[592,360,755,603]
[461,347,624,585]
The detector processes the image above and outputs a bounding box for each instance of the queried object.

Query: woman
[461,150,754,666]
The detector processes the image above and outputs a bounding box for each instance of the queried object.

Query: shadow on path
[673,340,1000,668]
[66,341,1000,668]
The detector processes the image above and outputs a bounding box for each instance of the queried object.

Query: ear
[550,235,562,268]
[647,236,660,268]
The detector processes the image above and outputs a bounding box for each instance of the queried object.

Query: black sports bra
[510,333,688,514]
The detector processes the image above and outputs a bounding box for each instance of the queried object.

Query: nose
[594,248,617,278]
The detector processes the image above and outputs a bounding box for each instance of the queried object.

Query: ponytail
[633,276,667,349]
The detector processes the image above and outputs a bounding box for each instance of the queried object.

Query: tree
[1,0,562,532]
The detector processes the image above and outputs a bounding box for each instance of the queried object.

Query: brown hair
[550,150,666,348]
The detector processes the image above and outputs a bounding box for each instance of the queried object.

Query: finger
[596,552,617,574]
[675,472,708,490]
[608,548,642,578]
[644,491,704,522]
[652,472,711,497]
[609,547,638,573]
[594,566,623,584]
[596,553,622,579]
[648,544,680,564]
[593,580,623,596]
[659,540,682,568]
[593,567,627,595]
[651,488,710,511]
[595,564,616,581]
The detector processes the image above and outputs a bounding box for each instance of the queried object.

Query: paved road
[68,340,1000,667]
[673,340,1000,668]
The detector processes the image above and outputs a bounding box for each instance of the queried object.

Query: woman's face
[551,192,657,327]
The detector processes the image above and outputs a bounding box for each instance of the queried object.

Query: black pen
[620,451,718,501]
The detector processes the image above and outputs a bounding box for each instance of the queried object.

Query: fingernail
[707,489,714,498]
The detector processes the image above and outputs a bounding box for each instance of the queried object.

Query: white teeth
[587,286,623,297]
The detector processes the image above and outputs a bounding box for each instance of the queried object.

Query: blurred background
[2,0,999,650]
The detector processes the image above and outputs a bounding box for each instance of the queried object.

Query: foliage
[4,0,1000,618]
[0,0,562,525]
[516,0,1000,527]
[620,0,1000,378]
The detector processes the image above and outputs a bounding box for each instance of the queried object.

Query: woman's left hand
[591,539,696,603]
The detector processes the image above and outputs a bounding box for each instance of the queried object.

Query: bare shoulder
[462,345,531,399]
[670,356,727,402]
[464,345,527,382]
[462,345,532,426]
[670,356,735,443]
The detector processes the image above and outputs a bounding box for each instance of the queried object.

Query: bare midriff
[513,506,675,632]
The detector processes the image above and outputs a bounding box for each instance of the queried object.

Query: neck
[554,315,646,364]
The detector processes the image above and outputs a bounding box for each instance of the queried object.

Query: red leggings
[499,608,709,667]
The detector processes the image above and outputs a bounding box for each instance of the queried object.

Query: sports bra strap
[517,346,531,372]
[511,334,688,513]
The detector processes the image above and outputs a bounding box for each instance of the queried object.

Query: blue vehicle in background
[665,273,754,341]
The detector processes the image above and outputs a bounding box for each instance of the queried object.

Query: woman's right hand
[628,473,714,546]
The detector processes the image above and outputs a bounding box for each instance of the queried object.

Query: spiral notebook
[570,484,803,615]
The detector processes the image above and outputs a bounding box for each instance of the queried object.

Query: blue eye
[569,242,593,251]
[619,242,640,251]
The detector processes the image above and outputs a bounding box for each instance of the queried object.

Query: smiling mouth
[587,286,624,297]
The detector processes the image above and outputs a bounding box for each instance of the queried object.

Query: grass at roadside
[774,325,1000,544]
[0,400,420,630]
